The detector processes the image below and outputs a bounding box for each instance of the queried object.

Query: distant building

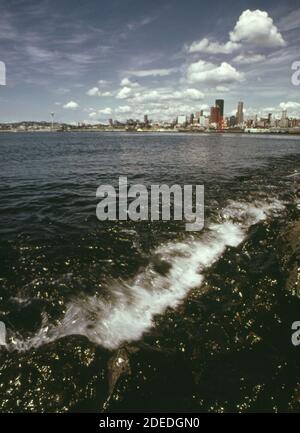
[236,101,244,125]
[199,116,207,127]
[215,99,224,118]
[268,113,272,125]
[210,106,220,126]
[253,114,258,127]
[279,110,289,128]
[177,115,187,126]
[229,116,237,127]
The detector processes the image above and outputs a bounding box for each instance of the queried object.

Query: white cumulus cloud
[279,101,300,110]
[186,60,244,84]
[189,38,240,54]
[120,77,140,88]
[98,107,112,115]
[116,86,133,99]
[87,87,101,96]
[89,107,112,118]
[230,9,286,47]
[130,88,204,103]
[86,87,112,96]
[63,100,79,109]
[115,105,131,114]
[188,9,285,55]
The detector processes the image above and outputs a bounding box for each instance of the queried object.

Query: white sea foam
[8,199,285,352]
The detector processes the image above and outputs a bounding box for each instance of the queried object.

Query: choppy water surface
[0,132,299,412]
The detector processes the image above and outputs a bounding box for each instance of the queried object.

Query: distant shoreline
[1,129,300,136]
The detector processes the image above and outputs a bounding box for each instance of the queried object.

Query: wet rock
[277,220,300,297]
[0,336,108,413]
[107,346,139,396]
[102,345,140,411]
[103,343,194,412]
[289,384,300,412]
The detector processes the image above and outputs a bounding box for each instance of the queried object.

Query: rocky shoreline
[0,212,300,413]
[277,220,300,299]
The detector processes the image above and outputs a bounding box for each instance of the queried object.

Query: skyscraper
[215,99,224,118]
[236,101,244,125]
[268,113,272,125]
[210,106,220,125]
[280,110,288,128]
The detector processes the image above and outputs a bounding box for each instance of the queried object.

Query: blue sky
[0,0,300,123]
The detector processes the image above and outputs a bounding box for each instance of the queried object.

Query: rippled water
[0,132,299,412]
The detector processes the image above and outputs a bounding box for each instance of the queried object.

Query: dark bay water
[0,132,300,412]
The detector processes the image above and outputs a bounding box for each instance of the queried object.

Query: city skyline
[0,0,300,123]
[2,96,298,132]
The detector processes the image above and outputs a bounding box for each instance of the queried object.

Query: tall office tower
[215,99,224,118]
[190,113,194,124]
[280,110,289,128]
[236,101,244,125]
[144,114,149,126]
[254,114,258,127]
[268,113,272,125]
[210,106,220,125]
[200,110,204,117]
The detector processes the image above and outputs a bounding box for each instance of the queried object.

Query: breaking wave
[8,199,285,352]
